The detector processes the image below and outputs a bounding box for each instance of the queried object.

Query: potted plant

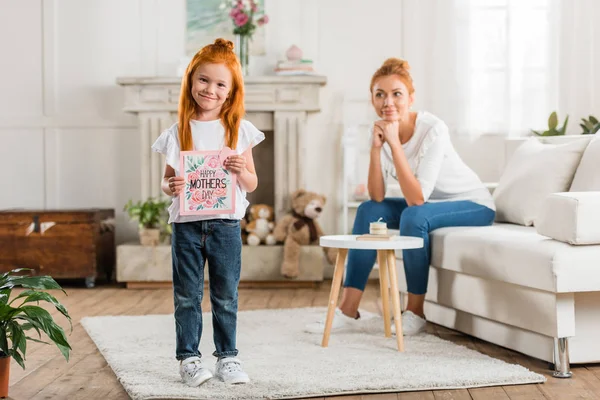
[532,111,569,136]
[123,198,171,246]
[580,115,600,135]
[0,268,72,398]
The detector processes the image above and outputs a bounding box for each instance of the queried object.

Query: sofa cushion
[427,223,600,293]
[492,138,589,226]
[536,192,600,245]
[570,135,600,191]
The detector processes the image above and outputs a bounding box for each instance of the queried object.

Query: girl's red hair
[178,38,245,151]
[370,58,414,94]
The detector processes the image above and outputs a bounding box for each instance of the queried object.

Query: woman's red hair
[178,38,245,151]
[370,58,414,94]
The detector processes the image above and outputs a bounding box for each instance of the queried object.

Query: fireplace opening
[245,130,275,214]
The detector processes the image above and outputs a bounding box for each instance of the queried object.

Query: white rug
[82,307,545,400]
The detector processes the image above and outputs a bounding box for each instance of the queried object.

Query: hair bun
[214,38,234,51]
[382,57,410,71]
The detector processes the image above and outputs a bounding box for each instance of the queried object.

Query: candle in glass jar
[369,218,387,235]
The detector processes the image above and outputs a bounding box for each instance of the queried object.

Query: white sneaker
[304,308,370,334]
[391,311,427,336]
[215,357,250,384]
[179,356,213,387]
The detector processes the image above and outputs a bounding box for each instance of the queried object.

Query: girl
[151,38,264,387]
[307,58,496,336]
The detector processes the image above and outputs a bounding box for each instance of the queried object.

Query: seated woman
[307,58,496,335]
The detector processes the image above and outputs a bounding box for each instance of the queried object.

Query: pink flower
[187,170,199,182]
[257,15,269,26]
[250,0,258,12]
[235,13,249,27]
[204,198,216,208]
[229,8,239,18]
[206,156,219,169]
[216,170,226,179]
[214,186,227,197]
[191,190,204,204]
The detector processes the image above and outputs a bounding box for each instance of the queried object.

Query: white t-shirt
[151,119,265,223]
[380,111,495,211]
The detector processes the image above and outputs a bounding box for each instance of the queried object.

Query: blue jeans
[345,199,495,295]
[171,219,242,360]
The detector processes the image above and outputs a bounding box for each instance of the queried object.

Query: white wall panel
[0,0,44,119]
[53,0,141,117]
[0,129,45,208]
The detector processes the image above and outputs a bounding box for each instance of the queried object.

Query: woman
[307,58,496,336]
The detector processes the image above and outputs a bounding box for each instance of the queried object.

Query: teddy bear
[245,204,276,246]
[273,189,337,279]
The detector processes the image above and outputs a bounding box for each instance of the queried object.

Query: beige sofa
[394,135,600,378]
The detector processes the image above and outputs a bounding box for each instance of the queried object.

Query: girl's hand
[372,124,384,148]
[224,155,247,174]
[168,176,185,196]
[374,120,401,149]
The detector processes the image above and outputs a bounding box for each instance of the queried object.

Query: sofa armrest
[535,192,600,245]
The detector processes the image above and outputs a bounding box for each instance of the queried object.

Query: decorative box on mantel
[116,75,327,221]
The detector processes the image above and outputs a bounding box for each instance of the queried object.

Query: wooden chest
[0,209,115,287]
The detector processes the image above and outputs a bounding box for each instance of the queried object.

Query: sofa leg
[552,337,572,378]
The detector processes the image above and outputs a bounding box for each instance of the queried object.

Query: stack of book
[274,59,316,76]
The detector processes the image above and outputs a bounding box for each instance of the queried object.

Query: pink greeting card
[179,148,237,215]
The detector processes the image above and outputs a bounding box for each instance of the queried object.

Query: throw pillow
[493,137,589,226]
[570,135,600,191]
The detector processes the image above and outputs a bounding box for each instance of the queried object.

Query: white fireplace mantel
[116,75,327,219]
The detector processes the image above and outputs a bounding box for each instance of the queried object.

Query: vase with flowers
[226,0,269,75]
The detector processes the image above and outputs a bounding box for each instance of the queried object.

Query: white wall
[1,0,599,240]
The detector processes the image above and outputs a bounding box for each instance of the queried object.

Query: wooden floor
[7,281,600,400]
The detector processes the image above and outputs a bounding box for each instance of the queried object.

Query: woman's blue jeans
[345,199,495,294]
[171,219,242,361]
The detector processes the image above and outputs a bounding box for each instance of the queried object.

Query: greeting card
[179,148,237,215]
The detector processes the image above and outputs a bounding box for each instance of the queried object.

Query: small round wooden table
[319,234,424,351]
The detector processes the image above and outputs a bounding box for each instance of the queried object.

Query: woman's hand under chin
[374,120,401,149]
[372,124,385,149]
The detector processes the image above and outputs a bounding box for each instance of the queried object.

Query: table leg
[386,250,405,352]
[322,248,348,347]
[377,250,392,337]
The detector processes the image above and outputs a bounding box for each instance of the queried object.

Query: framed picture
[179,150,237,215]
[185,0,266,57]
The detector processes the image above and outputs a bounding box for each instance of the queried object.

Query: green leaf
[7,321,26,357]
[531,130,542,136]
[16,316,43,338]
[0,303,22,321]
[589,115,598,125]
[548,111,558,130]
[21,306,71,361]
[13,291,71,331]
[0,326,8,355]
[25,336,49,345]
[580,123,589,133]
[560,115,569,135]
[0,269,33,282]
[11,348,25,369]
[0,291,9,306]
[0,275,64,294]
